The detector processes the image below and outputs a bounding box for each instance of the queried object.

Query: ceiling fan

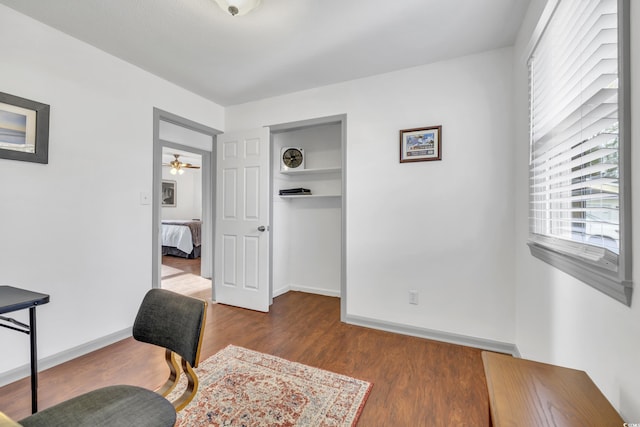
[163,154,200,175]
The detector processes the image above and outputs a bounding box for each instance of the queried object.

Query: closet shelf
[280,167,341,175]
[279,194,341,199]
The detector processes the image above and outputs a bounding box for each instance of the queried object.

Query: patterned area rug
[169,345,372,426]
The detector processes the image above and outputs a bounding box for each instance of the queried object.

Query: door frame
[152,108,221,290]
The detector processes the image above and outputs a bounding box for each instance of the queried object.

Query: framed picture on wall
[0,91,50,164]
[399,125,442,163]
[162,180,176,207]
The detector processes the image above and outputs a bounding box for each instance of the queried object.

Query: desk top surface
[482,351,624,427]
[0,286,50,314]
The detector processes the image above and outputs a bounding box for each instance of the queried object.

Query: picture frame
[399,125,442,163]
[162,180,176,207]
[0,91,50,164]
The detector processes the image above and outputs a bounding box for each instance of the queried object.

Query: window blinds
[529,0,620,264]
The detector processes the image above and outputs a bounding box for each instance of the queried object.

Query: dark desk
[0,286,50,414]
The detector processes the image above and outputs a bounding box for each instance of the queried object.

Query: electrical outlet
[409,290,419,305]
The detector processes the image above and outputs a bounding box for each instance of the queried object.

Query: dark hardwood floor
[0,292,490,426]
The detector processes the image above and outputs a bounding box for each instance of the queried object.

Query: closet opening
[269,114,346,319]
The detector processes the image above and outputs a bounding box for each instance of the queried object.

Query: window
[527,0,632,304]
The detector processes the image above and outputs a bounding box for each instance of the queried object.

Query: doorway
[160,146,210,298]
[152,108,220,299]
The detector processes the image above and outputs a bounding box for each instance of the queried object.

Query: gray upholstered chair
[132,288,208,411]
[9,289,208,427]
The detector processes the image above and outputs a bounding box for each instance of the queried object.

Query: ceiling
[0,0,531,106]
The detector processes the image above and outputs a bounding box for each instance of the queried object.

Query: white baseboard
[344,314,519,356]
[0,327,131,387]
[273,285,290,298]
[274,290,515,355]
[273,285,341,299]
[289,284,340,298]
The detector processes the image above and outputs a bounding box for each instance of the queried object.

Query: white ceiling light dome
[213,0,262,16]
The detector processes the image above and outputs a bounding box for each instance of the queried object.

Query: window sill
[527,241,632,306]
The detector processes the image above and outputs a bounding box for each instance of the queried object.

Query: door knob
[258,225,266,232]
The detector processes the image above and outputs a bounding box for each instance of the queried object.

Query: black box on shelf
[279,188,312,195]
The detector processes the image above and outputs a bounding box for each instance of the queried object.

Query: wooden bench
[482,351,624,426]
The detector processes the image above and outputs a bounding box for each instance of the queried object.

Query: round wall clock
[281,147,305,170]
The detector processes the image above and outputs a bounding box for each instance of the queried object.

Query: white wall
[513,0,640,421]
[227,47,517,345]
[0,4,224,380]
[159,121,214,152]
[161,168,202,221]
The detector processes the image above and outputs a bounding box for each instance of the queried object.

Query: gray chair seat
[19,385,176,427]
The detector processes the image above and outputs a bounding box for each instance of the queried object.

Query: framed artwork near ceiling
[0,91,50,164]
[399,125,442,163]
[162,180,176,207]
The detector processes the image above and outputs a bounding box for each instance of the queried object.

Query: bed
[161,220,202,259]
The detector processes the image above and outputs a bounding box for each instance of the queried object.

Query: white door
[214,127,270,312]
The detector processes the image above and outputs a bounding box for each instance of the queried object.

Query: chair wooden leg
[157,349,180,397]
[171,358,199,411]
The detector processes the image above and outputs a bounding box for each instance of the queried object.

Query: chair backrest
[133,289,206,368]
[132,289,208,411]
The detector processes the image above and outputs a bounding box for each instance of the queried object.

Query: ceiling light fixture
[170,165,185,175]
[164,154,200,175]
[213,0,262,16]
[169,157,183,175]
